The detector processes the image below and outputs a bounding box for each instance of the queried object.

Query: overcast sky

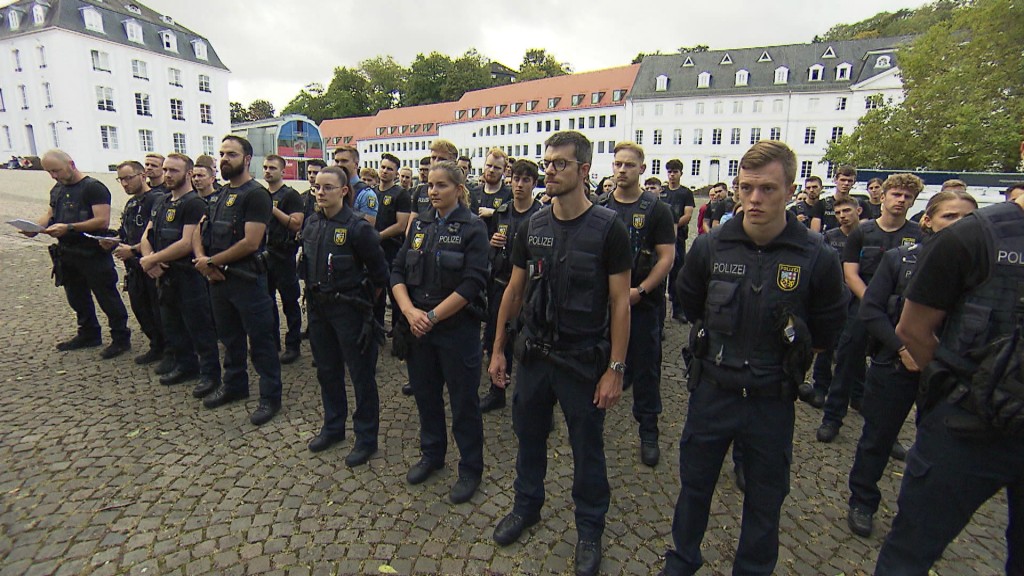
[136,0,926,111]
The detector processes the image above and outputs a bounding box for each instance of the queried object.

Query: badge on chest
[777,264,801,291]
[334,228,347,246]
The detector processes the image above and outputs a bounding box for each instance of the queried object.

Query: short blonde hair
[613,141,645,163]
[430,139,458,161]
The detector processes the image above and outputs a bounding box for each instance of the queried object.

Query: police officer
[875,193,1024,574]
[488,131,631,576]
[479,159,543,412]
[302,166,389,466]
[193,135,283,426]
[660,141,847,576]
[469,148,512,224]
[391,160,489,505]
[98,160,166,366]
[144,153,169,197]
[300,159,327,228]
[263,154,305,364]
[333,146,378,226]
[138,153,220,396]
[373,153,411,331]
[600,142,676,467]
[25,150,131,358]
[818,174,924,443]
[661,159,696,322]
[409,156,433,216]
[847,190,977,538]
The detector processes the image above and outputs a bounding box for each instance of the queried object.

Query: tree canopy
[229,99,276,123]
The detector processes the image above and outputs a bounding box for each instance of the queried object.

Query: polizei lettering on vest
[528,235,554,247]
[998,250,1024,265]
[438,235,462,245]
[712,262,747,276]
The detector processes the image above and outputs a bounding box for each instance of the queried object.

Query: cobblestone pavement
[0,171,1007,575]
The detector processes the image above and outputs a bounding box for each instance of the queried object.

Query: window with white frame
[173,132,186,153]
[138,129,154,152]
[808,97,819,111]
[49,122,58,147]
[772,99,784,113]
[674,103,684,115]
[753,100,763,113]
[547,97,559,108]
[691,160,701,176]
[695,102,705,115]
[770,127,781,140]
[90,50,110,72]
[82,7,103,32]
[635,129,643,145]
[654,103,664,116]
[170,98,184,120]
[132,59,148,80]
[800,161,814,179]
[18,85,27,109]
[730,128,741,145]
[135,92,150,116]
[198,74,211,93]
[655,74,669,91]
[835,97,847,111]
[865,94,884,109]
[697,72,711,88]
[571,93,584,106]
[100,125,119,149]
[127,4,142,15]
[808,64,824,81]
[200,103,212,124]
[612,89,626,102]
[42,82,52,108]
[192,39,208,60]
[651,159,661,175]
[749,127,761,144]
[12,48,21,71]
[733,100,742,114]
[160,30,178,52]
[653,129,663,145]
[804,127,816,144]
[831,126,844,141]
[673,129,682,145]
[96,86,115,111]
[735,69,749,86]
[33,4,46,25]
[2,125,11,148]
[712,129,722,145]
[591,92,604,104]
[774,66,789,84]
[836,63,852,81]
[693,128,703,145]
[714,101,723,114]
[36,45,46,68]
[875,55,891,68]
[168,68,182,87]
[125,19,143,43]
[728,160,739,177]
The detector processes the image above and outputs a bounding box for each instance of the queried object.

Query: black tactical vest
[412,184,432,215]
[202,180,266,260]
[702,226,821,374]
[121,190,158,245]
[887,243,919,325]
[374,184,405,240]
[522,205,617,344]
[50,177,104,251]
[856,220,921,283]
[151,191,199,259]
[938,203,1024,360]
[267,185,299,252]
[402,205,477,310]
[490,200,542,283]
[824,227,848,254]
[302,207,367,294]
[599,191,661,283]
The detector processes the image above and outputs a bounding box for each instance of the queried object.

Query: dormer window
[808,64,824,81]
[696,72,711,89]
[124,19,143,43]
[720,53,732,65]
[512,102,522,113]
[656,74,669,91]
[8,9,20,30]
[612,89,626,102]
[874,55,892,68]
[836,62,852,81]
[822,46,836,59]
[81,7,103,32]
[526,100,538,111]
[735,69,749,87]
[758,51,772,63]
[455,110,465,120]
[497,104,506,114]
[161,15,175,25]
[774,66,789,84]
[469,108,478,118]
[571,93,584,106]
[682,56,694,67]
[126,4,142,14]
[191,39,208,60]
[159,30,177,52]
[591,91,604,104]
[482,106,492,116]
[547,97,560,109]
[32,5,46,25]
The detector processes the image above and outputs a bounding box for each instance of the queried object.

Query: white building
[0,0,230,171]
[629,38,907,189]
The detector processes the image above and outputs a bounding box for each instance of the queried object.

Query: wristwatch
[427,309,437,324]
[608,361,626,374]
[636,285,647,296]
[67,223,76,233]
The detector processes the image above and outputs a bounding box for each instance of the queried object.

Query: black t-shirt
[267,185,303,249]
[603,192,677,250]
[511,206,632,276]
[661,186,696,240]
[374,184,412,234]
[863,201,883,221]
[788,201,814,228]
[842,220,923,267]
[707,198,735,225]
[153,192,206,261]
[905,215,990,311]
[49,176,111,249]
[206,179,273,255]
[813,196,873,231]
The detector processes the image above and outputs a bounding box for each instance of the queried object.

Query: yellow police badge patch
[632,214,646,229]
[165,208,176,222]
[412,233,425,250]
[334,228,347,246]
[498,224,509,236]
[901,237,916,247]
[493,198,502,208]
[226,194,237,207]
[777,264,801,291]
[383,196,392,206]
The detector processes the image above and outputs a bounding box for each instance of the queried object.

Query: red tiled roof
[319,116,375,147]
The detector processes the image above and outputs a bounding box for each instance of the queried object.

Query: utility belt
[513,324,609,383]
[307,288,373,310]
[704,373,789,399]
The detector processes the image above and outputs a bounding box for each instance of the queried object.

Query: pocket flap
[706,280,739,310]
[437,250,464,270]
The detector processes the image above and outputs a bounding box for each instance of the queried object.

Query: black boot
[480,384,506,413]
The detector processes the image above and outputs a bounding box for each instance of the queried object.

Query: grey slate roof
[0,0,229,71]
[631,36,912,100]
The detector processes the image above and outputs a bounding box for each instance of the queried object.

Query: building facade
[0,0,230,171]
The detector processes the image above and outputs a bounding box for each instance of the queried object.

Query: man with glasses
[488,131,631,576]
[263,155,305,365]
[97,160,166,364]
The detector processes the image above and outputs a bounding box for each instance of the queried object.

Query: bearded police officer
[194,135,283,426]
[302,166,389,465]
[600,142,676,467]
[138,153,220,395]
[660,141,847,576]
[872,194,1024,573]
[25,150,131,358]
[373,153,411,332]
[488,131,631,576]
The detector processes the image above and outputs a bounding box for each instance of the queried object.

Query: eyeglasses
[540,159,579,173]
[313,184,343,193]
[117,173,142,183]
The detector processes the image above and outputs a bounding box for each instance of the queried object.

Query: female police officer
[391,160,489,504]
[301,166,389,467]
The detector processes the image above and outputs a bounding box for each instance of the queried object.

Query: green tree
[246,99,276,121]
[825,0,1024,171]
[323,67,372,118]
[282,83,332,123]
[677,45,709,53]
[819,0,966,41]
[360,55,408,111]
[518,48,572,82]
[230,101,247,124]
[442,49,492,101]
[405,52,454,106]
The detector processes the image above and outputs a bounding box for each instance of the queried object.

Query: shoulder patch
[777,264,801,291]
[225,194,237,207]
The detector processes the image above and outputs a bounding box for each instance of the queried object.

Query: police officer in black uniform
[263,154,305,364]
[138,153,220,395]
[144,153,169,198]
[660,141,847,576]
[409,156,433,217]
[26,150,131,358]
[373,153,411,331]
[818,174,924,443]
[100,160,165,366]
[846,190,977,538]
[661,159,696,322]
[479,159,543,412]
[875,195,1024,574]
[302,166,389,466]
[488,131,632,576]
[194,136,283,426]
[391,160,489,505]
[469,148,512,224]
[600,142,676,467]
